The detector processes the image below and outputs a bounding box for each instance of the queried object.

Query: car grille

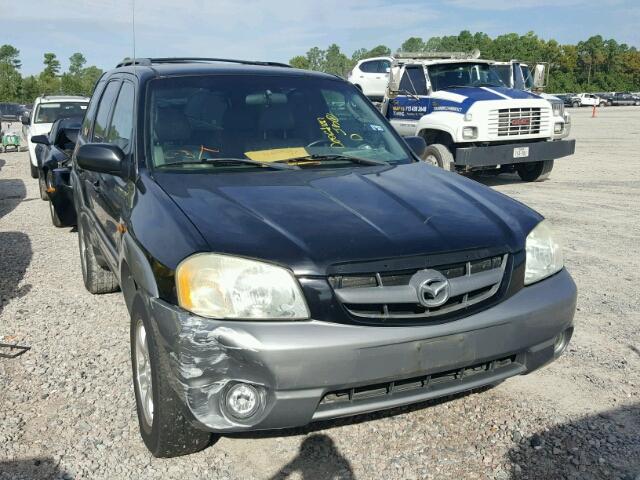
[488,107,550,137]
[329,254,508,322]
[319,355,518,406]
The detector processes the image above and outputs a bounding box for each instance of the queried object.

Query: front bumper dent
[149,269,577,433]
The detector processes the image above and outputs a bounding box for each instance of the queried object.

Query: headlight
[551,100,564,118]
[462,126,477,139]
[176,253,309,319]
[524,220,564,285]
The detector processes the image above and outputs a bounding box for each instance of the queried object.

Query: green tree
[69,52,87,75]
[289,55,310,70]
[0,44,21,69]
[324,44,351,76]
[43,53,61,77]
[400,37,425,53]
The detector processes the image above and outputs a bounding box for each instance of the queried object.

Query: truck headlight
[524,220,564,285]
[176,253,310,319]
[551,101,564,118]
[462,126,477,139]
[554,122,563,134]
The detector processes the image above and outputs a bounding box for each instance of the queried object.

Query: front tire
[572,102,580,108]
[422,144,454,171]
[77,220,119,294]
[131,315,212,458]
[30,162,38,179]
[516,160,554,182]
[38,170,48,200]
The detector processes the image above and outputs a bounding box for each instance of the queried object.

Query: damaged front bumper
[148,269,577,433]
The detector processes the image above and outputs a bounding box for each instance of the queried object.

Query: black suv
[72,58,577,458]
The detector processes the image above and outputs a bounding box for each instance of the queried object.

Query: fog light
[462,126,477,139]
[225,383,260,419]
[554,122,563,134]
[553,331,568,354]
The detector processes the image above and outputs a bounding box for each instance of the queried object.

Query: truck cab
[380,53,576,181]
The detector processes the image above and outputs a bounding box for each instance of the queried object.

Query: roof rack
[394,50,482,61]
[116,57,291,68]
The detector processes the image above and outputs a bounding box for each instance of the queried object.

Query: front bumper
[455,139,576,168]
[150,269,577,433]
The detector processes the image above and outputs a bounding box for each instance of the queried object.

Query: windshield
[148,74,412,171]
[34,102,88,124]
[491,65,513,88]
[428,62,506,91]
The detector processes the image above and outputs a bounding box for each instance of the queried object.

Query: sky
[2,0,638,75]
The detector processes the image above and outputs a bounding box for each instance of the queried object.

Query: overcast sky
[2,0,638,75]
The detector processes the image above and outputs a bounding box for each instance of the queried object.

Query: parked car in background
[594,92,614,106]
[610,92,640,106]
[30,116,82,227]
[347,56,392,101]
[72,57,576,458]
[569,93,605,108]
[22,95,89,178]
[0,102,26,121]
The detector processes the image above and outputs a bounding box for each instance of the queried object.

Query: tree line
[290,31,640,93]
[0,45,103,104]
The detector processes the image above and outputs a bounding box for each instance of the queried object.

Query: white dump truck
[379,52,576,181]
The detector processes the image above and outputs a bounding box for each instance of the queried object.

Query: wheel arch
[120,232,160,314]
[418,128,454,148]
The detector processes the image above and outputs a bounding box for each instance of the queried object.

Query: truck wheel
[77,220,119,294]
[422,144,454,171]
[131,315,213,457]
[516,160,554,182]
[30,162,38,179]
[38,171,49,200]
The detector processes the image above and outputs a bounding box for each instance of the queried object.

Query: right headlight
[176,253,310,320]
[524,220,564,285]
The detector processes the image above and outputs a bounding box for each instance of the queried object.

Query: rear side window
[106,82,135,152]
[378,60,391,73]
[92,81,120,143]
[399,66,428,95]
[360,61,378,73]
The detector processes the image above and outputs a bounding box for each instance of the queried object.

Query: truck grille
[329,254,508,323]
[488,107,550,137]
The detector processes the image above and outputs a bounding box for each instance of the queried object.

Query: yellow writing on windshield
[317,113,347,147]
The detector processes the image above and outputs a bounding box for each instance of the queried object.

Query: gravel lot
[1,106,639,480]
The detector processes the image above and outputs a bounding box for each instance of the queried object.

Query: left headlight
[524,220,564,285]
[176,253,310,320]
[551,100,564,118]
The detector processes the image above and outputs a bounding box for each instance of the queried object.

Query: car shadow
[0,231,32,317]
[471,172,539,187]
[0,178,26,219]
[507,404,640,479]
[267,434,354,480]
[0,457,71,479]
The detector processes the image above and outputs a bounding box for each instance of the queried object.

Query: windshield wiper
[280,154,387,166]
[158,158,298,170]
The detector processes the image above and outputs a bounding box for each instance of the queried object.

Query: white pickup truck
[569,93,606,108]
[378,52,576,181]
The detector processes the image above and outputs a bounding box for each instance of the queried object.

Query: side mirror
[21,115,30,126]
[533,64,546,88]
[30,134,50,146]
[77,143,125,176]
[404,136,427,158]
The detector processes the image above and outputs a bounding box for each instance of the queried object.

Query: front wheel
[599,102,606,108]
[30,162,38,179]
[38,170,48,200]
[572,102,580,108]
[422,144,454,171]
[131,315,213,457]
[516,160,554,182]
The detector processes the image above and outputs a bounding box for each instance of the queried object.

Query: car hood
[153,163,541,275]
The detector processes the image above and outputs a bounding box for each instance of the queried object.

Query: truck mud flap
[455,140,576,168]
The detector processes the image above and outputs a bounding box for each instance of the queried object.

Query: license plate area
[513,146,530,158]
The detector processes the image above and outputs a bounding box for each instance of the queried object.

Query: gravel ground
[1,106,639,480]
